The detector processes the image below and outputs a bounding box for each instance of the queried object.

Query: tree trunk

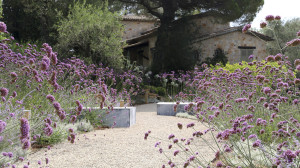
[151,1,177,73]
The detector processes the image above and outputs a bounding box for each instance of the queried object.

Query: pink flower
[173,150,179,156]
[43,123,53,136]
[0,88,8,97]
[0,22,7,32]
[53,101,61,111]
[275,15,281,20]
[286,39,300,47]
[46,94,55,102]
[260,22,267,28]
[10,72,18,78]
[266,55,275,62]
[265,15,275,21]
[242,24,251,33]
[0,120,6,133]
[295,59,300,66]
[20,118,30,140]
[263,87,271,94]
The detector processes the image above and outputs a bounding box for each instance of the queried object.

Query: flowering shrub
[0,21,142,167]
[146,16,300,168]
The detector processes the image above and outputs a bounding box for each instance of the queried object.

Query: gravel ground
[17,104,217,168]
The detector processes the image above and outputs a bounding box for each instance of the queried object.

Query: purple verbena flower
[0,120,7,133]
[20,118,30,140]
[52,101,61,111]
[216,161,223,167]
[187,123,195,128]
[0,87,8,97]
[260,22,267,28]
[265,15,275,21]
[46,94,55,102]
[177,123,182,129]
[275,15,281,20]
[242,24,251,33]
[286,39,300,47]
[173,150,179,156]
[0,22,7,32]
[10,72,18,78]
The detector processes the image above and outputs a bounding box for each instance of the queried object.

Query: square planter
[83,107,136,128]
[157,102,194,116]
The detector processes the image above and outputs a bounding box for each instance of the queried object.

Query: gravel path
[17,104,216,168]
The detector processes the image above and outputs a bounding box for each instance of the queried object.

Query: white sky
[251,0,300,29]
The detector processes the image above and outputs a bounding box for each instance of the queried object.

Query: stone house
[121,14,273,68]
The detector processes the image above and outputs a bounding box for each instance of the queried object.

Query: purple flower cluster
[20,118,30,141]
[0,120,7,133]
[0,87,8,97]
[43,123,53,136]
[242,24,251,33]
[286,39,300,47]
[260,22,267,28]
[46,94,55,102]
[144,130,151,140]
[265,15,275,21]
[0,22,7,32]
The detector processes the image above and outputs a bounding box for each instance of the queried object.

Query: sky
[251,0,300,29]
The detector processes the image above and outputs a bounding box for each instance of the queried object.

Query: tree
[261,18,300,65]
[2,0,116,44]
[119,0,264,73]
[55,2,125,69]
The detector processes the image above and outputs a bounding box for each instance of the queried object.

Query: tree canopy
[55,2,125,69]
[1,0,120,44]
[262,18,300,67]
[119,0,264,24]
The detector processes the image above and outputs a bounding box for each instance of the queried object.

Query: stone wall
[187,16,230,36]
[192,31,267,63]
[122,20,157,40]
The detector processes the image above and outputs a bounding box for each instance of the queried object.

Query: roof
[121,15,159,22]
[125,26,273,46]
[125,27,158,45]
[192,26,274,43]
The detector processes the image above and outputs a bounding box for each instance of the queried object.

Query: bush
[76,121,94,132]
[55,1,125,69]
[204,48,228,66]
[34,127,67,147]
[78,109,106,128]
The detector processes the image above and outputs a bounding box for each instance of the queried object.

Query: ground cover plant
[0,21,142,167]
[145,16,300,168]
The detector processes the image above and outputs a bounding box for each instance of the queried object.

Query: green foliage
[79,109,106,128]
[55,1,125,69]
[261,18,300,66]
[34,127,67,147]
[204,48,228,66]
[119,0,264,24]
[2,0,109,44]
[144,85,166,97]
[76,121,94,132]
[2,0,59,44]
[214,60,289,75]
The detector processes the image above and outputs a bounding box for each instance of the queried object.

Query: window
[238,46,256,62]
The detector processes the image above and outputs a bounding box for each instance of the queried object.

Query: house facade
[121,14,273,68]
